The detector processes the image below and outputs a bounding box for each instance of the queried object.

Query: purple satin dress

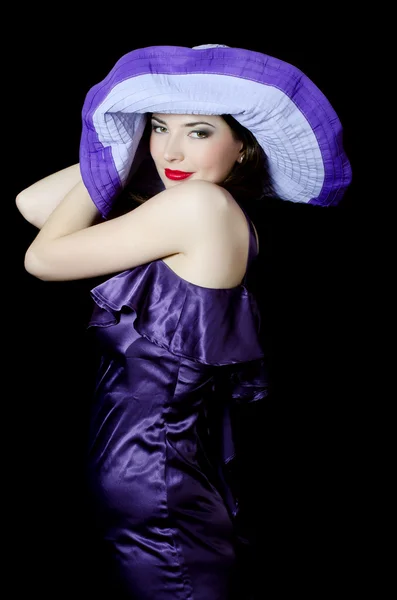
[86,213,268,599]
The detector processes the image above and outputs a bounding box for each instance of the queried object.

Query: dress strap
[246,217,259,266]
[238,205,259,285]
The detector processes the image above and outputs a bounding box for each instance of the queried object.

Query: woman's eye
[151,125,167,134]
[190,130,209,139]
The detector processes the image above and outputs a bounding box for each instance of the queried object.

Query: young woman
[16,44,351,599]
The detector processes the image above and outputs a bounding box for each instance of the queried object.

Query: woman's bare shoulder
[162,181,251,289]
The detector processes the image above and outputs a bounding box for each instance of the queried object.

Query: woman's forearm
[16,163,82,229]
[24,180,102,280]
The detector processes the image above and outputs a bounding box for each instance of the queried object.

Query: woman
[16,44,351,599]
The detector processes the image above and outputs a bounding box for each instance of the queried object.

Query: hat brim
[80,45,352,217]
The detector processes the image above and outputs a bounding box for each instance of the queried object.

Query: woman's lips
[164,169,194,181]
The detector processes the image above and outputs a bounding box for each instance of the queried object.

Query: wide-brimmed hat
[79,44,352,218]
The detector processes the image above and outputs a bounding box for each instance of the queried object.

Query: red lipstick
[165,169,194,181]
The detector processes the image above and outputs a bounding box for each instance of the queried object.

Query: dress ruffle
[88,260,264,365]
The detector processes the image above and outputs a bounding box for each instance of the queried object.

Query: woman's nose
[163,137,184,162]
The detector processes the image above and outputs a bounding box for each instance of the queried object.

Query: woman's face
[149,114,243,188]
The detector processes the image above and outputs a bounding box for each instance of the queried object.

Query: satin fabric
[86,215,268,599]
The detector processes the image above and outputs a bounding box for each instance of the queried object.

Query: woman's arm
[16,163,82,229]
[24,179,232,282]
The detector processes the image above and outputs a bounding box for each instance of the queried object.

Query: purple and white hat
[79,44,352,218]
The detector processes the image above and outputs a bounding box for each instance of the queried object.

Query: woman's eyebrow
[151,116,216,129]
[183,121,216,128]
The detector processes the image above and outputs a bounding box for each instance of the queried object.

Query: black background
[7,10,383,599]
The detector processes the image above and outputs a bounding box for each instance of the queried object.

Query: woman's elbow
[24,247,50,280]
[16,193,42,228]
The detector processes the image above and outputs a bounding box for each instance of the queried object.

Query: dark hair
[110,114,274,216]
[220,114,274,203]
